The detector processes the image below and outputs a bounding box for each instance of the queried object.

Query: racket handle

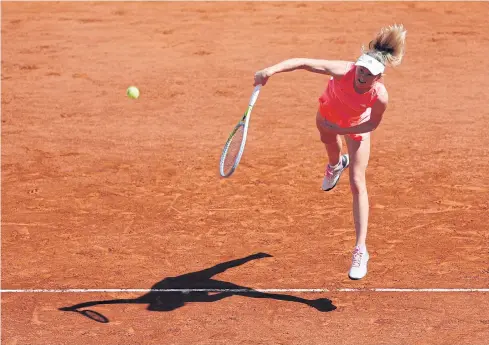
[248,84,262,107]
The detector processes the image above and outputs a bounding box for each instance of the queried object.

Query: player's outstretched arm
[254,58,351,86]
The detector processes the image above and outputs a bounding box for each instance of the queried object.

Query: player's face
[354,66,379,90]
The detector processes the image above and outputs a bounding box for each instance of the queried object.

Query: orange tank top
[318,64,386,127]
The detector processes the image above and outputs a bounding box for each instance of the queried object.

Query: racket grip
[248,84,261,107]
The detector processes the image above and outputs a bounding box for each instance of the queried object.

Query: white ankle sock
[356,244,367,252]
[328,158,342,170]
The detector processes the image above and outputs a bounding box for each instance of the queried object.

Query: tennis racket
[219,84,262,178]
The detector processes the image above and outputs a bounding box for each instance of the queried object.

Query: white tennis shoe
[348,245,369,280]
[322,154,349,191]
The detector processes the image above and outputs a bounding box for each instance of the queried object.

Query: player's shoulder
[374,82,388,103]
[343,61,356,75]
[332,61,355,80]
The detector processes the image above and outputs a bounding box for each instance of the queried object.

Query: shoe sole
[322,154,350,191]
[348,273,366,280]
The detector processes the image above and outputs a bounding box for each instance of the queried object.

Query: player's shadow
[59,252,336,322]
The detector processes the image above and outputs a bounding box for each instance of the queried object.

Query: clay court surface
[2,1,489,344]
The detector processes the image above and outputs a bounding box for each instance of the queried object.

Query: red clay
[2,2,489,344]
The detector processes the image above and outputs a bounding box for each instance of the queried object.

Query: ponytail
[363,24,407,67]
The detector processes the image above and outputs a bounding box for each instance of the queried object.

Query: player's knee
[349,174,367,195]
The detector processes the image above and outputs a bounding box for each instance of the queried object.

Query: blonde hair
[363,24,407,67]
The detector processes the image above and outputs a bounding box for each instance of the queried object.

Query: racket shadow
[58,253,336,322]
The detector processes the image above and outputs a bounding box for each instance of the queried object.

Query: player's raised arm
[254,59,352,86]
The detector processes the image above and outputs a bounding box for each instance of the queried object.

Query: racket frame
[219,85,261,177]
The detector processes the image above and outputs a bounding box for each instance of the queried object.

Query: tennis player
[253,24,407,280]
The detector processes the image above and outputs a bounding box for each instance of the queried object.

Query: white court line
[1,288,489,293]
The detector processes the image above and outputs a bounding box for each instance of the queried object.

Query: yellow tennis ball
[126,86,140,99]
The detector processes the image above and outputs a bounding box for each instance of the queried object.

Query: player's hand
[254,68,271,86]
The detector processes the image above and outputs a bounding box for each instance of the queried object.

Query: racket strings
[222,125,245,175]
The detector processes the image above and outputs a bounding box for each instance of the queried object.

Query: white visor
[355,54,385,75]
